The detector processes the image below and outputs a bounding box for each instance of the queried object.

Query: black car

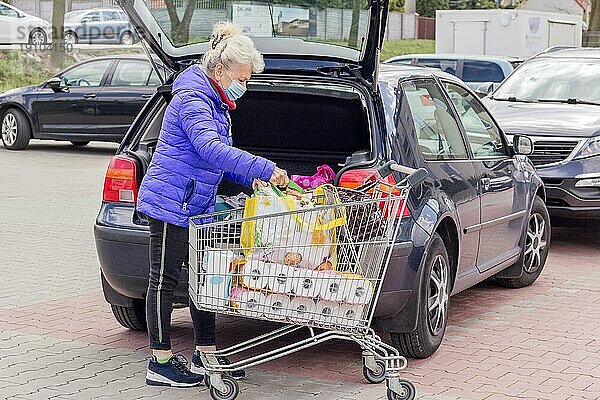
[0,55,161,150]
[94,0,549,359]
[484,48,600,220]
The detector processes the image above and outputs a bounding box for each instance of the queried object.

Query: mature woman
[137,21,288,387]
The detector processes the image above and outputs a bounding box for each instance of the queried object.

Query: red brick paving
[1,225,599,398]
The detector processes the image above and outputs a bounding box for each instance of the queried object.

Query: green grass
[0,51,57,93]
[381,39,435,60]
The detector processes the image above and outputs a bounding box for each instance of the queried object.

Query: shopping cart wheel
[209,375,239,400]
[386,379,416,400]
[362,359,386,384]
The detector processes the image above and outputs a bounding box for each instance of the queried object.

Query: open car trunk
[136,79,374,196]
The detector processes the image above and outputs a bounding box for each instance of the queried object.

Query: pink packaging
[291,165,335,190]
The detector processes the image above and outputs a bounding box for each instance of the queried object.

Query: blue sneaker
[146,355,204,387]
[191,350,246,380]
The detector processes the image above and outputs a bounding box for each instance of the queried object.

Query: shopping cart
[188,161,428,400]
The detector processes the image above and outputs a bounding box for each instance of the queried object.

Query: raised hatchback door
[118,0,388,80]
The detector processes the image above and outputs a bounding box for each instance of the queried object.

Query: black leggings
[146,216,215,350]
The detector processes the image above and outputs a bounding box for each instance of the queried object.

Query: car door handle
[83,93,97,100]
[141,94,152,99]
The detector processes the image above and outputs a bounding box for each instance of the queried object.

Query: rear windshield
[416,59,459,76]
[142,0,370,50]
[462,60,505,83]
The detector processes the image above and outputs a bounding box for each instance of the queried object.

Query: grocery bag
[240,184,346,269]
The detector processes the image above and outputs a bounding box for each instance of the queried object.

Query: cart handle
[378,161,428,187]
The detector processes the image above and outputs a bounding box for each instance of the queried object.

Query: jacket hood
[484,100,600,138]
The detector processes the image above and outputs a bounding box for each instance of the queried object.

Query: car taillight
[338,168,410,217]
[102,156,138,203]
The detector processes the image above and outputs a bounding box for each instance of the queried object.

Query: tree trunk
[165,0,196,46]
[590,0,600,32]
[348,0,362,48]
[50,0,66,69]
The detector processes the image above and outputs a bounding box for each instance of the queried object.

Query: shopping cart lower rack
[188,161,428,400]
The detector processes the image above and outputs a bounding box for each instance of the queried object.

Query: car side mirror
[513,135,534,155]
[47,77,66,92]
[474,82,494,98]
[81,17,89,24]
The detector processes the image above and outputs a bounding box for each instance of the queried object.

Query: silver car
[64,8,138,45]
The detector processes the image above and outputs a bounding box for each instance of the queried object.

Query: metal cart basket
[188,162,427,400]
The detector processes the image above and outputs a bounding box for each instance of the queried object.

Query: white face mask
[223,69,246,101]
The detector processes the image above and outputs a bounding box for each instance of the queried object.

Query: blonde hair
[202,21,265,74]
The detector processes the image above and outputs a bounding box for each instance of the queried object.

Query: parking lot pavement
[1,141,599,400]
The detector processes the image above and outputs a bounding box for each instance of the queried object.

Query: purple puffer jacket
[136,64,276,227]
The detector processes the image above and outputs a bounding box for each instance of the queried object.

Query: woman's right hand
[270,167,289,187]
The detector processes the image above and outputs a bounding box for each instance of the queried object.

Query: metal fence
[416,16,435,40]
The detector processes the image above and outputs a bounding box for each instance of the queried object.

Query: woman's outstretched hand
[270,167,289,187]
[252,179,269,190]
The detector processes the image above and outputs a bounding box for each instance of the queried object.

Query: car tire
[65,31,78,45]
[1,108,31,150]
[496,196,550,289]
[71,141,90,147]
[120,31,134,45]
[390,233,451,358]
[29,29,48,45]
[111,301,147,331]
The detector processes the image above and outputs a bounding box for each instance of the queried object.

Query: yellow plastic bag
[240,185,346,269]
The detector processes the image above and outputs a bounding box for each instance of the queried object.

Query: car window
[109,60,152,86]
[118,11,128,20]
[102,11,121,21]
[445,82,507,158]
[0,4,20,17]
[462,60,505,83]
[148,70,161,86]
[61,60,112,87]
[83,11,100,22]
[389,59,412,65]
[416,59,459,76]
[401,79,468,161]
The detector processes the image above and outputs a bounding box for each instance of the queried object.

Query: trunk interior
[136,80,373,196]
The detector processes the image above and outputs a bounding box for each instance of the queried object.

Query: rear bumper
[94,222,189,304]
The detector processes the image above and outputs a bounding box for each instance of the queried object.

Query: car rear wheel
[29,29,48,45]
[111,300,147,331]
[2,108,31,150]
[71,141,90,146]
[496,196,550,288]
[65,32,78,45]
[390,233,450,358]
[120,31,134,45]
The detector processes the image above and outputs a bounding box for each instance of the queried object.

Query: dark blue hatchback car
[94,0,549,359]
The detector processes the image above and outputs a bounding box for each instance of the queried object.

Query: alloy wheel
[30,30,46,45]
[524,212,547,274]
[1,113,18,147]
[427,254,449,336]
[121,33,134,45]
[65,33,76,45]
